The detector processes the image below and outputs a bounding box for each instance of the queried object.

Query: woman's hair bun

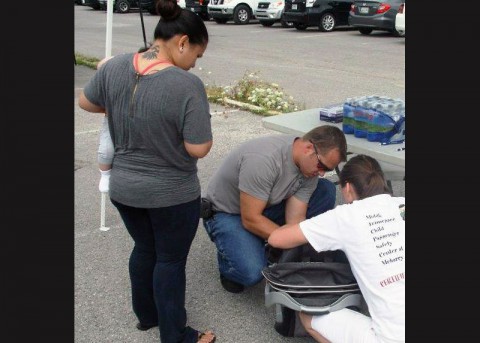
[156,0,182,21]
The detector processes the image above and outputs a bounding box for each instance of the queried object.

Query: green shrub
[203,70,304,115]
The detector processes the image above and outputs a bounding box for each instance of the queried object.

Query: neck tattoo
[143,45,161,60]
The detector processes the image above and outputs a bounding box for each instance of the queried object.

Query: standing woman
[78,1,215,342]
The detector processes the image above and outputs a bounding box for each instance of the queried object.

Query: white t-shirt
[300,194,405,342]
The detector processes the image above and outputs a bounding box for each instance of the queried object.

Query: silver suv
[254,1,293,27]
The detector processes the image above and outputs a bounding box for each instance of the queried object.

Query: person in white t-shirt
[268,154,405,343]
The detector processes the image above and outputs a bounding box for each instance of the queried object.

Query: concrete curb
[221,98,281,116]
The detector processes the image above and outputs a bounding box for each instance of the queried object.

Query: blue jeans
[111,197,201,343]
[202,178,336,287]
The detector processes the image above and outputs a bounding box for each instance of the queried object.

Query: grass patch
[75,53,100,69]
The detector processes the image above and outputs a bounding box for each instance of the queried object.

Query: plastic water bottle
[353,98,368,138]
[380,102,404,144]
[342,98,355,134]
[366,103,391,142]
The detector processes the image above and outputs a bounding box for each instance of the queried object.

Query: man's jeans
[203,178,336,287]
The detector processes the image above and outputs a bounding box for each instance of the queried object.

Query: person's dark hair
[339,154,392,199]
[154,0,208,46]
[303,125,347,162]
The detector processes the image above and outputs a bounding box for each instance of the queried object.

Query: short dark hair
[302,125,347,162]
[154,0,208,46]
[339,154,392,199]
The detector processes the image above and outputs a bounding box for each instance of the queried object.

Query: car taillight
[397,3,404,13]
[350,4,355,14]
[376,3,391,14]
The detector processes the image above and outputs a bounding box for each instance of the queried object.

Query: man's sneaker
[220,274,244,293]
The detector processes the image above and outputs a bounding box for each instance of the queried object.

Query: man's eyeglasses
[310,140,334,172]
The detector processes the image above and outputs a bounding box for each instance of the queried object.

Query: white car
[395,2,405,36]
[254,1,293,27]
[208,0,259,24]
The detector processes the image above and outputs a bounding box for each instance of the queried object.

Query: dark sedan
[348,0,405,36]
[98,0,157,14]
[80,0,101,10]
[185,0,210,20]
[283,0,353,32]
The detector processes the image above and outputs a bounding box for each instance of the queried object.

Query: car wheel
[116,0,130,14]
[214,18,228,24]
[260,20,275,27]
[92,4,101,10]
[293,23,308,31]
[319,12,335,32]
[280,17,294,28]
[359,27,373,35]
[233,5,251,25]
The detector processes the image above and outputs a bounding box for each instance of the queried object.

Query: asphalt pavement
[74,64,404,343]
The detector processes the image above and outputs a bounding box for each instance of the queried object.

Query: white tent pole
[99,0,114,232]
[99,192,110,231]
[105,0,114,58]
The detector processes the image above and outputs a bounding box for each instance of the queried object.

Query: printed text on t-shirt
[366,213,404,266]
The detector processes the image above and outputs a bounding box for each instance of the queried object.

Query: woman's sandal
[197,330,216,343]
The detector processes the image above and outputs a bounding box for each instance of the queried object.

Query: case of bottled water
[341,95,405,144]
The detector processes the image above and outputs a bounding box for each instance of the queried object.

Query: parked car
[208,0,259,24]
[254,1,293,27]
[282,0,353,32]
[98,0,157,14]
[348,0,404,36]
[185,0,210,20]
[80,0,101,10]
[395,2,405,36]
